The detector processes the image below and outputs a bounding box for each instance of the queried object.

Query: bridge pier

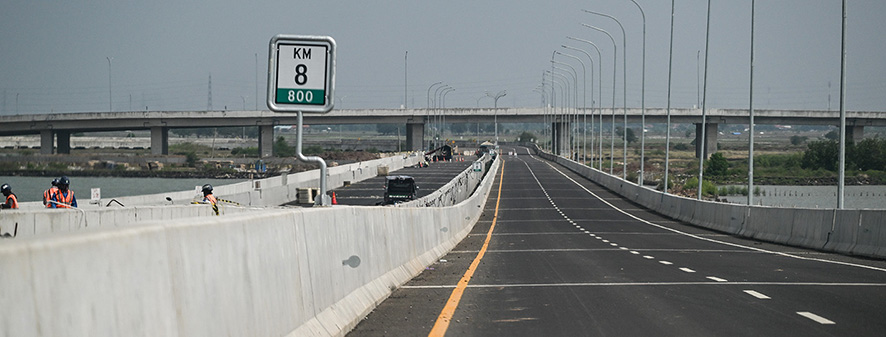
[56,131,71,154]
[258,125,274,158]
[40,130,54,154]
[150,127,169,155]
[694,122,718,159]
[551,122,571,156]
[405,122,424,151]
[847,125,864,144]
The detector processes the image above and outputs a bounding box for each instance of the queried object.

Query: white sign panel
[91,188,101,201]
[267,35,335,113]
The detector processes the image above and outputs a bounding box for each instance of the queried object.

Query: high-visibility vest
[204,194,219,215]
[3,194,17,209]
[53,190,75,208]
[43,187,58,207]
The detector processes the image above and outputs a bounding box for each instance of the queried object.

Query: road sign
[267,35,336,113]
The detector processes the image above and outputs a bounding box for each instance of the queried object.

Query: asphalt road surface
[285,156,474,206]
[348,146,886,336]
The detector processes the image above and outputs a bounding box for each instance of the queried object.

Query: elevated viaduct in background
[1,108,884,157]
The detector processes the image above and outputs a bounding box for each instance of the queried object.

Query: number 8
[295,64,308,85]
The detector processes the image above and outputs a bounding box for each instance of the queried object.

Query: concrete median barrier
[786,209,834,250]
[852,210,886,258]
[0,153,498,337]
[825,210,860,255]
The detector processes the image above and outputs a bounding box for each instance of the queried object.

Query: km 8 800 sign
[267,35,335,113]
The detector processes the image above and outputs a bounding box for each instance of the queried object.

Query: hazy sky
[2,0,885,115]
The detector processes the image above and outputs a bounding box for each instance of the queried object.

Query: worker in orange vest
[1,183,18,209]
[50,176,77,208]
[43,178,59,208]
[202,184,219,215]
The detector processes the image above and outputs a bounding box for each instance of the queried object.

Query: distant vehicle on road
[383,176,418,205]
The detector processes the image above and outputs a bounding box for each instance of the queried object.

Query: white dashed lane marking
[743,290,771,300]
[797,312,836,325]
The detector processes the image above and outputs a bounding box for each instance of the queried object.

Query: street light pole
[434,85,450,148]
[552,61,578,159]
[562,45,595,165]
[567,36,604,170]
[550,70,572,158]
[547,71,569,155]
[748,0,757,206]
[698,0,712,200]
[628,0,647,186]
[584,10,628,179]
[427,82,443,150]
[486,89,507,145]
[404,51,408,109]
[556,51,587,162]
[106,56,113,112]
[582,24,618,175]
[665,0,676,194]
[441,87,455,142]
[838,0,847,208]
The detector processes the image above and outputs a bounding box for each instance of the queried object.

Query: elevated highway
[1,108,884,157]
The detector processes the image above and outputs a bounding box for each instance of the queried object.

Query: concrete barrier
[398,154,492,208]
[0,156,500,337]
[853,210,886,257]
[537,149,886,259]
[3,153,425,238]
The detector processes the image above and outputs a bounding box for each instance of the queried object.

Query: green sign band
[275,88,325,105]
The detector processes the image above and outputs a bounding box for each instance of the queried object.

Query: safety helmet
[58,176,70,186]
[51,178,59,186]
[202,184,213,194]
[0,184,10,193]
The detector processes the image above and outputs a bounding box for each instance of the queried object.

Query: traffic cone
[331,192,338,205]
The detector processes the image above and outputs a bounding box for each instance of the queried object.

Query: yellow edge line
[428,159,505,337]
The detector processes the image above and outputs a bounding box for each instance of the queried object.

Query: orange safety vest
[3,194,17,209]
[204,194,219,215]
[43,186,58,207]
[53,190,75,208]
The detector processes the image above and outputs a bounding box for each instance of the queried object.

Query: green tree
[274,136,295,157]
[790,135,808,145]
[705,152,729,176]
[824,130,839,141]
[615,127,637,143]
[851,137,886,171]
[802,140,839,171]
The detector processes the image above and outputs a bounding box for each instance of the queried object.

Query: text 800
[286,90,313,103]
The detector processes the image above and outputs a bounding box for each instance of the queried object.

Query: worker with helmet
[1,183,18,209]
[50,176,77,208]
[202,184,219,215]
[43,178,59,207]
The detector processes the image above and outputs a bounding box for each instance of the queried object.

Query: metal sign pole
[296,111,329,206]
